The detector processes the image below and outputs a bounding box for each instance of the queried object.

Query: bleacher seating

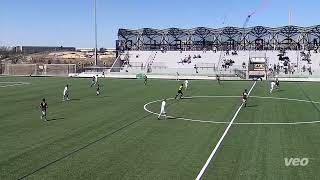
[118,50,320,77]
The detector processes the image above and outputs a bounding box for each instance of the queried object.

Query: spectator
[213,47,217,53]
[203,47,206,53]
[268,64,272,71]
[194,64,199,73]
[232,51,238,55]
[308,66,312,75]
[242,62,246,69]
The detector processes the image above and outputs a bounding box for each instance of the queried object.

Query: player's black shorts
[178,90,183,94]
[276,82,279,86]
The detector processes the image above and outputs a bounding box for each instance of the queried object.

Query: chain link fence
[1,64,76,76]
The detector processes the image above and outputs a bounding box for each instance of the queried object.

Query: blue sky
[0,0,319,48]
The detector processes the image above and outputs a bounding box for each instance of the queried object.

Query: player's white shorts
[270,85,275,92]
[42,111,46,116]
[242,98,247,103]
[160,108,166,115]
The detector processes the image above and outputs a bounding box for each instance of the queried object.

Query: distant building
[0,46,15,51]
[77,48,95,53]
[16,46,76,54]
[48,52,87,59]
[77,48,116,54]
[100,48,116,54]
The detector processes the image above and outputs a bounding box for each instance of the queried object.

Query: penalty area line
[195,81,256,180]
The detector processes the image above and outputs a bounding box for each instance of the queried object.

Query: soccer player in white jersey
[270,81,276,93]
[96,84,100,96]
[184,79,189,90]
[95,75,98,85]
[242,89,248,107]
[63,84,70,101]
[158,99,167,120]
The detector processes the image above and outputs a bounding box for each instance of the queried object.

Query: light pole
[94,0,98,66]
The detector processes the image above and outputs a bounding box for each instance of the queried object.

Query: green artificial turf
[0,77,319,180]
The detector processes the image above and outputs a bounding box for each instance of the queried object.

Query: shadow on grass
[245,104,258,108]
[275,89,285,93]
[47,117,65,121]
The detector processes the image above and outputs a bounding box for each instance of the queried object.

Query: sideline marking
[144,96,320,125]
[195,81,256,180]
[0,82,30,88]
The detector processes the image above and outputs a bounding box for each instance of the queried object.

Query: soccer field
[0,76,319,180]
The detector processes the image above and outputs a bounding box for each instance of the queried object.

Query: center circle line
[143,96,320,125]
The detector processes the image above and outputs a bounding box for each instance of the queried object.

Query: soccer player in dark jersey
[216,74,221,85]
[175,84,184,99]
[96,84,100,96]
[242,89,248,107]
[90,76,95,87]
[40,98,48,121]
[275,78,280,88]
[144,74,148,86]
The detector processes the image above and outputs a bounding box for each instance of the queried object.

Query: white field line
[195,81,256,180]
[250,96,320,105]
[0,82,30,83]
[144,95,320,125]
[0,82,30,88]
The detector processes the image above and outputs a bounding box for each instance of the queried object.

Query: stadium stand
[111,48,320,80]
[115,25,320,80]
